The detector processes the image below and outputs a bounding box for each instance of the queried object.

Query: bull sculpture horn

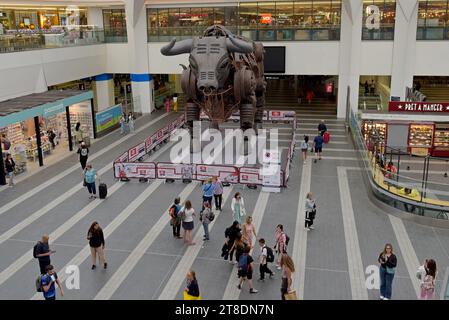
[160,38,193,56]
[226,36,254,54]
[179,64,187,70]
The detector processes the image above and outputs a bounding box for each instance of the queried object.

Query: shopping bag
[183,291,202,300]
[284,290,298,300]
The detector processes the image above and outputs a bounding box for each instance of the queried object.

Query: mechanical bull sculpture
[160,25,266,140]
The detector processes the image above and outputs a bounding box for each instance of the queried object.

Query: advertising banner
[96,104,122,133]
[268,110,296,121]
[262,149,281,192]
[114,162,156,179]
[239,167,263,185]
[388,101,449,113]
[195,164,239,183]
[128,142,146,162]
[157,163,196,180]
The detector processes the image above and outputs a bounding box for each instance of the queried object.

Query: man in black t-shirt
[77,142,89,170]
[35,234,55,275]
[237,246,258,294]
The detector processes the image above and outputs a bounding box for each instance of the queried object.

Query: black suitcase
[99,183,107,199]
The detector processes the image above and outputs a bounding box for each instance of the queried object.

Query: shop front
[0,90,95,185]
[361,101,449,157]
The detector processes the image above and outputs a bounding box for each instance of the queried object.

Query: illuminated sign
[260,13,272,25]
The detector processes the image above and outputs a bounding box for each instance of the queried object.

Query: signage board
[96,104,122,133]
[389,101,449,113]
[114,162,156,179]
[195,164,239,183]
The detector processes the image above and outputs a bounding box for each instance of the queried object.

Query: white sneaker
[383,297,389,300]
[305,227,310,231]
[309,226,315,230]
[379,296,384,300]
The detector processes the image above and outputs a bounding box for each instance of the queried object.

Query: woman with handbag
[304,192,316,231]
[280,253,296,300]
[378,243,397,300]
[417,259,437,300]
[231,192,246,224]
[181,200,196,246]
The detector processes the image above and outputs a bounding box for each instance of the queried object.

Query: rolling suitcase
[99,182,107,199]
[323,131,330,144]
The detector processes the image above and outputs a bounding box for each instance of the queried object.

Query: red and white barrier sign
[114,162,156,179]
[196,164,239,183]
[157,163,196,180]
[239,167,263,185]
[115,151,129,163]
[269,110,296,121]
[128,142,146,162]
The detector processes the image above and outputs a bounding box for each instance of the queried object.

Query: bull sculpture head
[161,34,254,93]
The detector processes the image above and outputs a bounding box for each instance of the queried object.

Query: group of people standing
[120,112,135,134]
[300,120,328,164]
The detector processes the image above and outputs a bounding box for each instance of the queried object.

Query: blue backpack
[238,254,249,271]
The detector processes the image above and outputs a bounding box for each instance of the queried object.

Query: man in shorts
[237,246,258,294]
[313,131,324,163]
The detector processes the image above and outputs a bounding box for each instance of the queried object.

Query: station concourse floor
[0,107,449,300]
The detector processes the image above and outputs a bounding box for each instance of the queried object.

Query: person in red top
[384,161,397,179]
[306,90,314,104]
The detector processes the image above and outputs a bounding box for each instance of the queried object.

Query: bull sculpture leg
[186,102,200,153]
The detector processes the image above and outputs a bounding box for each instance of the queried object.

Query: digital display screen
[263,46,286,74]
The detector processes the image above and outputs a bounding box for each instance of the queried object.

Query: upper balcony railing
[148,25,341,42]
[417,26,449,40]
[0,26,127,54]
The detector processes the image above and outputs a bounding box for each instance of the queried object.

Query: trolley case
[99,182,107,199]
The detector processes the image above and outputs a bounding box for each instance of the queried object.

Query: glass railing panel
[362,25,395,40]
[417,26,448,40]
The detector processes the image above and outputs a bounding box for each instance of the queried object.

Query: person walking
[213,176,223,211]
[87,221,107,270]
[169,197,183,239]
[280,253,295,300]
[200,201,212,241]
[165,97,171,113]
[231,192,246,224]
[224,221,241,263]
[4,154,15,186]
[300,136,309,165]
[363,80,369,96]
[275,224,287,270]
[181,200,196,246]
[237,246,258,294]
[184,270,200,300]
[34,234,55,275]
[305,192,316,231]
[74,122,84,146]
[242,216,257,249]
[83,164,97,199]
[318,120,327,136]
[417,259,437,300]
[201,178,215,212]
[119,113,126,134]
[258,238,274,281]
[128,112,135,133]
[231,233,248,266]
[40,265,64,300]
[378,243,397,300]
[77,141,89,170]
[306,90,314,104]
[313,131,324,163]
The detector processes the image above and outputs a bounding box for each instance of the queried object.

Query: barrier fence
[113,111,296,189]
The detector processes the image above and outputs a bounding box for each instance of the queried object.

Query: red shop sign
[388,101,449,113]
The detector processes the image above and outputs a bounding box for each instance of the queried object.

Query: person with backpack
[200,201,214,241]
[169,197,182,239]
[83,164,97,199]
[300,136,309,164]
[4,154,15,187]
[378,243,397,300]
[417,259,437,300]
[39,265,64,300]
[181,200,196,246]
[34,234,55,275]
[274,224,288,270]
[305,192,316,231]
[201,178,215,212]
[231,192,246,224]
[224,221,241,263]
[313,131,324,163]
[87,221,107,270]
[77,141,89,170]
[318,120,327,136]
[237,246,258,294]
[213,176,223,211]
[258,238,274,281]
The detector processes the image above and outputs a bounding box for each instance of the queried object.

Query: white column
[124,0,154,114]
[390,0,419,100]
[93,74,115,112]
[337,0,363,119]
[87,7,104,28]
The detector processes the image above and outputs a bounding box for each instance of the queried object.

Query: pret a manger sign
[389,101,449,113]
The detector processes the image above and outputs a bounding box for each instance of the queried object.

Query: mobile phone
[50,275,56,282]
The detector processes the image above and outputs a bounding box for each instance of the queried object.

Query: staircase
[420,86,449,102]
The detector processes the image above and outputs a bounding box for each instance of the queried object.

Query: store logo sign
[365,5,380,30]
[260,14,273,25]
[389,101,449,113]
[43,103,65,118]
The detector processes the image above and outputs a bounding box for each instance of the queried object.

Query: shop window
[294,0,313,40]
[276,2,294,40]
[103,9,127,42]
[168,8,181,38]
[239,2,258,40]
[362,0,396,40]
[147,8,158,40]
[179,8,192,38]
[258,2,276,41]
[417,0,448,40]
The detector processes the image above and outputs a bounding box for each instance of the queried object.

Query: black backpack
[266,246,275,263]
[33,242,40,259]
[285,233,290,246]
[35,275,43,292]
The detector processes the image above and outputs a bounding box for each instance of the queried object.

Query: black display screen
[263,46,286,74]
